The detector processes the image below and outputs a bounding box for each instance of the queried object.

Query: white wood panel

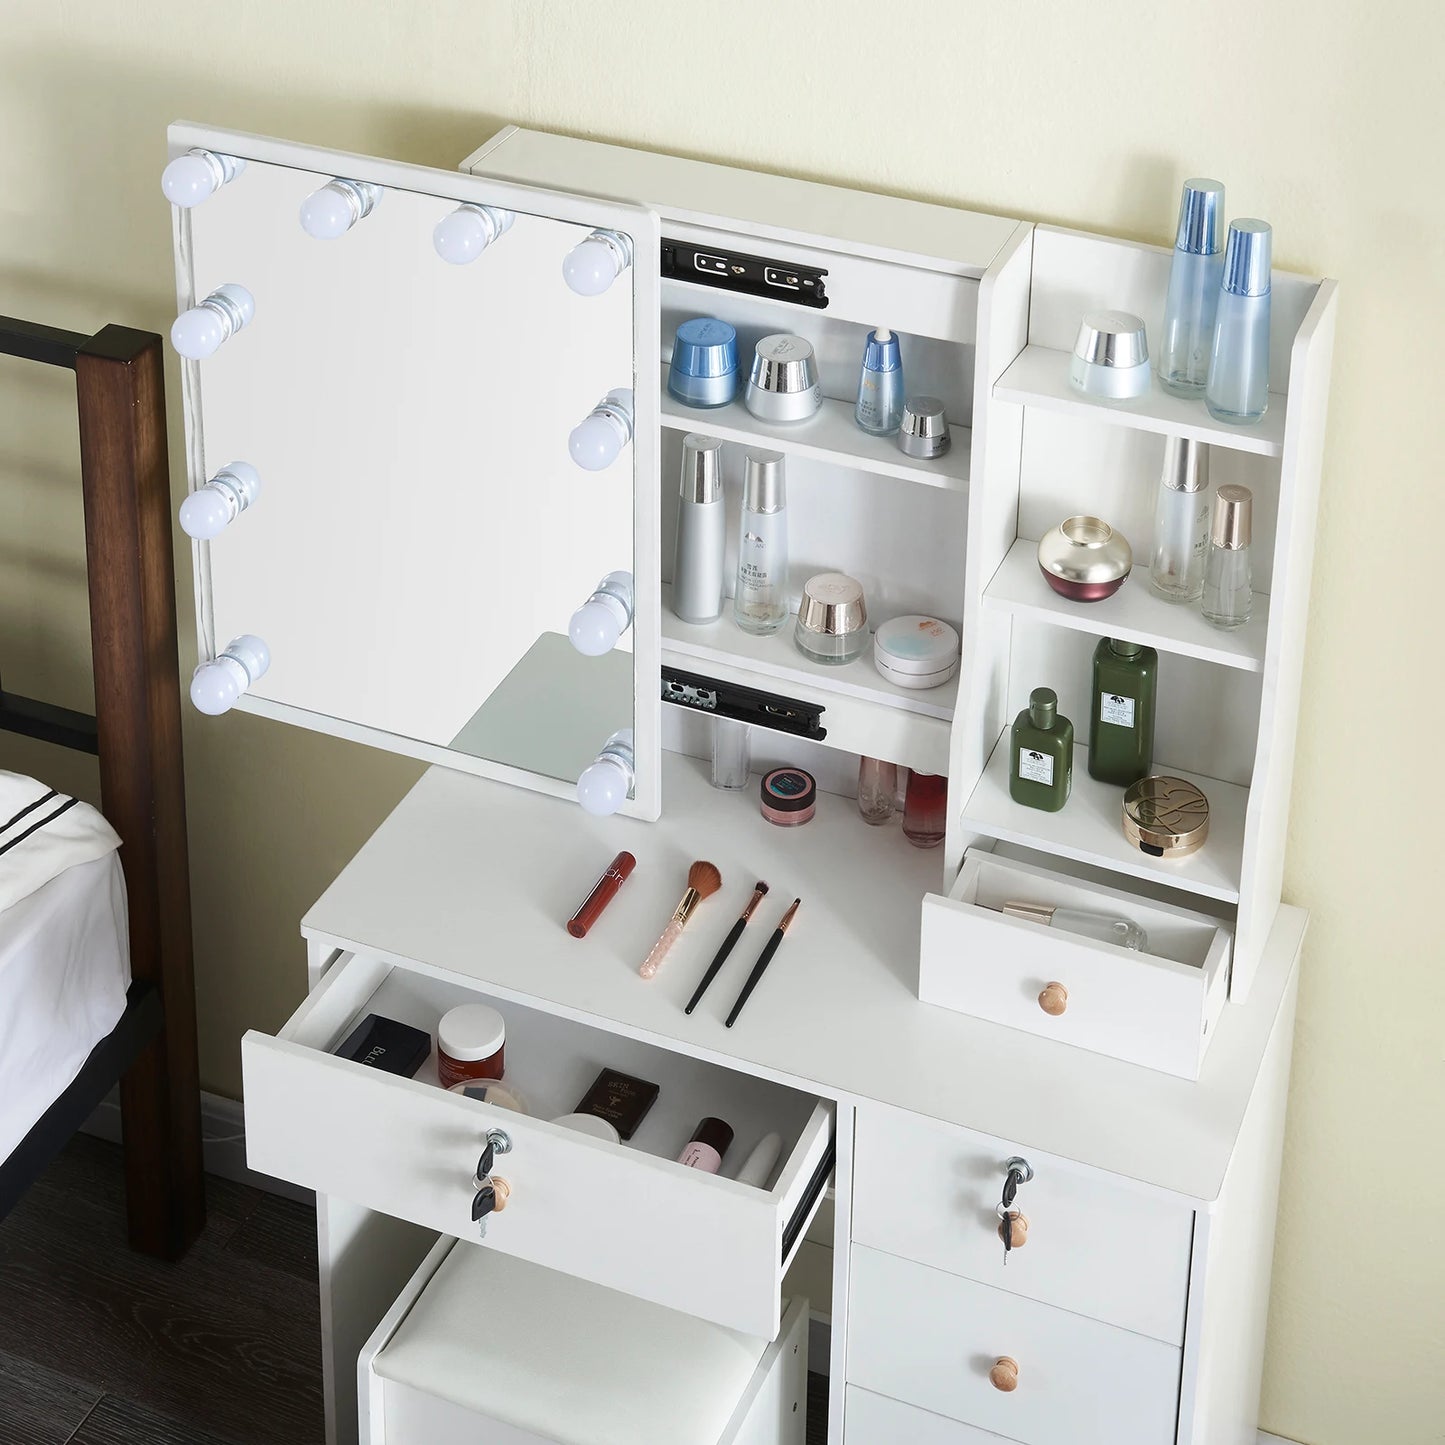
[847,1246,1182,1445]
[844,1388,1012,1444]
[851,1104,1193,1344]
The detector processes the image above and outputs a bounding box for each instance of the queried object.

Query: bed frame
[0,314,205,1259]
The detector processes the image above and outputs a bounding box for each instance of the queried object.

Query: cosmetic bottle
[1000,900,1149,952]
[1206,220,1272,424]
[1009,688,1073,812]
[857,757,898,826]
[1149,437,1211,603]
[667,317,738,408]
[710,717,751,790]
[733,449,789,635]
[678,1117,733,1173]
[1159,179,1226,397]
[672,435,726,624]
[437,1004,506,1090]
[1088,638,1158,787]
[855,327,905,436]
[1202,485,1253,629]
[902,772,947,848]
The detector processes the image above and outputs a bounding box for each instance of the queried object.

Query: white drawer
[919,849,1231,1078]
[853,1104,1191,1343]
[845,1386,1010,1443]
[242,952,832,1339]
[847,1246,1181,1445]
[361,1235,810,1445]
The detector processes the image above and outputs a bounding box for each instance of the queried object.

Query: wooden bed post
[75,326,205,1259]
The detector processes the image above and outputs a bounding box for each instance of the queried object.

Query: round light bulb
[171,306,226,360]
[577,755,631,816]
[434,208,485,265]
[568,412,624,471]
[190,656,247,716]
[179,489,232,541]
[569,599,623,656]
[299,183,357,240]
[161,153,218,207]
[563,236,626,296]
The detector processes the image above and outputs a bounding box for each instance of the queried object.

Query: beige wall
[1,1,1441,1439]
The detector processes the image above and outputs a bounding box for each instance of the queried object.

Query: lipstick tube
[567,851,636,938]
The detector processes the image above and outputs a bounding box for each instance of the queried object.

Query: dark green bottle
[1087,637,1158,786]
[1009,687,1073,812]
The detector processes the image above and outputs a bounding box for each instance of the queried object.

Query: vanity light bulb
[190,634,270,717]
[569,571,635,656]
[433,203,515,265]
[562,229,634,297]
[299,178,381,240]
[171,284,255,360]
[161,149,245,208]
[577,729,636,817]
[568,389,635,472]
[178,461,261,541]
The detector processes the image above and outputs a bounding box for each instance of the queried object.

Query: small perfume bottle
[1149,436,1211,603]
[1158,179,1226,397]
[857,757,898,826]
[902,772,947,848]
[1000,901,1149,952]
[1009,688,1073,812]
[1202,485,1253,629]
[1088,637,1158,787]
[733,449,789,635]
[1206,220,1272,425]
[854,327,905,436]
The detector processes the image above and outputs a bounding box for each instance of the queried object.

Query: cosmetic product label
[1100,693,1137,728]
[678,1143,723,1173]
[1018,748,1055,786]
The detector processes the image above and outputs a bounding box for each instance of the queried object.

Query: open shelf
[659,366,970,491]
[960,732,1246,903]
[983,539,1269,672]
[993,345,1287,458]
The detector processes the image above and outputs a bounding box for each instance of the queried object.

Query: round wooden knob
[1038,982,1068,1016]
[997,1211,1029,1248]
[989,1357,1019,1392]
[491,1177,511,1212]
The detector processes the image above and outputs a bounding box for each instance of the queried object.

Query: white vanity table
[167,122,1335,1445]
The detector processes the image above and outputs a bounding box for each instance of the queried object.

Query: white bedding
[0,783,130,1160]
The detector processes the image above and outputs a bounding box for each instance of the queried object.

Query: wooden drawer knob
[989,1357,1019,1392]
[491,1177,511,1212]
[1038,981,1068,1016]
[997,1210,1029,1248]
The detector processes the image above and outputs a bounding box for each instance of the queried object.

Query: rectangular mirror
[170,125,660,818]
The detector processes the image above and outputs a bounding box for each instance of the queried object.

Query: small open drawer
[918,850,1231,1079]
[359,1236,809,1445]
[241,952,832,1338]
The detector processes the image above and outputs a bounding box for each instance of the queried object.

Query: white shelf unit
[953,224,1338,999]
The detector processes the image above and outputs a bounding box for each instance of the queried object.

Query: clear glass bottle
[902,772,947,848]
[1001,900,1149,952]
[857,757,898,826]
[1158,179,1226,397]
[1202,485,1253,629]
[1206,220,1273,425]
[710,717,751,790]
[733,449,789,635]
[1149,436,1211,602]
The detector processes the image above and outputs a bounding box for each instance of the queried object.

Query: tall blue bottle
[1158,179,1225,397]
[1206,221,1273,425]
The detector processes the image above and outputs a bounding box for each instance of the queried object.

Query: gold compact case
[1122,776,1210,858]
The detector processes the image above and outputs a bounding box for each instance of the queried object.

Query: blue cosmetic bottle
[668,317,739,409]
[854,327,905,435]
[1158,179,1226,397]
[1206,221,1273,425]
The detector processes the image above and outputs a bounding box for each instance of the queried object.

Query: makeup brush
[685,882,769,1014]
[639,861,723,979]
[725,897,801,1027]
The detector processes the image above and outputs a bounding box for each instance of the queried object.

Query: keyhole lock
[998,1157,1034,1264]
[471,1129,514,1238]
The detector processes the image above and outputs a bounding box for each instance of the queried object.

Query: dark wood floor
[1,1136,830,1444]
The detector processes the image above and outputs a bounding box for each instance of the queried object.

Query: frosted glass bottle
[733,449,789,635]
[1158,179,1225,397]
[1202,485,1253,629]
[1149,436,1211,602]
[1206,221,1273,425]
[1002,901,1149,952]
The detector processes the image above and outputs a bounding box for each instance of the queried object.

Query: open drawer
[918,849,1231,1079]
[242,952,833,1338]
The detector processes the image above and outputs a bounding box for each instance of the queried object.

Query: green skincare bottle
[1009,687,1073,811]
[1088,637,1158,786]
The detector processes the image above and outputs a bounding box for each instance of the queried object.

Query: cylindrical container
[1088,637,1158,787]
[667,317,739,408]
[1149,437,1211,603]
[550,1112,622,1144]
[744,335,821,423]
[734,1132,782,1188]
[902,772,947,848]
[1001,901,1148,952]
[437,1004,506,1089]
[672,435,727,623]
[794,573,868,665]
[1037,516,1133,602]
[855,327,905,435]
[872,614,960,690]
[1206,220,1272,425]
[857,757,898,826]
[1202,485,1254,629]
[1158,179,1226,397]
[1069,311,1151,400]
[710,717,751,791]
[897,396,951,459]
[678,1117,734,1172]
[1122,776,1211,858]
[566,850,637,938]
[733,449,789,635]
[449,1078,530,1113]
[760,766,816,827]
